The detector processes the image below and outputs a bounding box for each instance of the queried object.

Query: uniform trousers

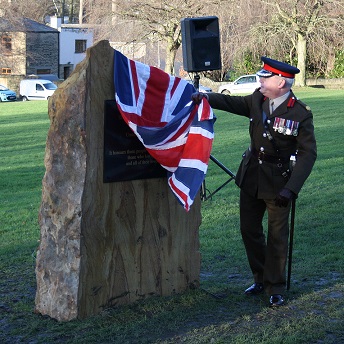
[240,188,291,295]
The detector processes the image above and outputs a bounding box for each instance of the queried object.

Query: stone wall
[26,32,59,76]
[0,75,24,94]
[306,78,344,89]
[0,32,26,76]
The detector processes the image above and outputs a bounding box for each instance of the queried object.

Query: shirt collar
[270,91,290,110]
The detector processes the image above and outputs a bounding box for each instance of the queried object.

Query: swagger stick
[287,198,296,290]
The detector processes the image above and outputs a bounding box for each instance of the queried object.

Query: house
[0,17,59,78]
[48,16,94,80]
[0,16,93,92]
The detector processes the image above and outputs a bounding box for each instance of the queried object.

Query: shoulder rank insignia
[287,97,296,107]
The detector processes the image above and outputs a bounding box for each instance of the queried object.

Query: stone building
[0,17,59,92]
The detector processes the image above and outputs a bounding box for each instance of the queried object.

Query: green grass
[0,101,48,262]
[0,90,343,343]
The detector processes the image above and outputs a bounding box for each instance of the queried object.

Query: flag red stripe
[141,66,170,123]
[181,133,213,163]
[129,60,139,102]
[120,112,167,127]
[168,177,189,211]
[147,146,184,168]
[170,78,180,96]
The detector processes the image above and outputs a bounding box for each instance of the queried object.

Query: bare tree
[79,0,84,24]
[216,1,266,79]
[0,0,57,22]
[112,0,214,75]
[2,0,343,80]
[255,0,344,86]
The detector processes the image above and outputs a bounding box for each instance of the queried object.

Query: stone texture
[35,40,201,321]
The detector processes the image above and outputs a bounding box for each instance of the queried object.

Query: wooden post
[35,40,201,321]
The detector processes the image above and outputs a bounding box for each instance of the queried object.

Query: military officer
[192,57,317,306]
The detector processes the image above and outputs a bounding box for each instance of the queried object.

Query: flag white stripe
[168,174,193,206]
[189,126,214,139]
[179,159,208,173]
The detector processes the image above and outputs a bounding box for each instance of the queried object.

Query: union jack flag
[114,50,214,211]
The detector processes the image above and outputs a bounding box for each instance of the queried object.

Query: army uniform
[207,86,317,296]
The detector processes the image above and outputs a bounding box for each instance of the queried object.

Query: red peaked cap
[257,56,300,78]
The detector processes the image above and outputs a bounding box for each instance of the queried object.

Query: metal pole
[287,198,296,290]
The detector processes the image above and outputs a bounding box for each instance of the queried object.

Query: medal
[278,118,285,133]
[292,121,299,136]
[273,117,280,131]
[285,120,292,135]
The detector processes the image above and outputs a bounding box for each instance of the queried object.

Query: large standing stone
[35,40,201,321]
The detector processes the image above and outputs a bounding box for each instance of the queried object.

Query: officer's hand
[274,188,296,207]
[191,92,208,105]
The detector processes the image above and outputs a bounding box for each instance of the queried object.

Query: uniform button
[260,147,264,152]
[263,133,267,137]
[267,119,271,124]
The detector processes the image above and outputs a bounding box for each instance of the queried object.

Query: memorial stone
[35,40,201,321]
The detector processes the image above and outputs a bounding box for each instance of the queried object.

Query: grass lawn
[0,89,343,343]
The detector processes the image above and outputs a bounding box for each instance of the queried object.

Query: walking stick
[287,198,296,290]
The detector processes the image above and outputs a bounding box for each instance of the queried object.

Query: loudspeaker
[181,16,221,73]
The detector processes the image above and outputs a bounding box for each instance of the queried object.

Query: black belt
[251,148,289,164]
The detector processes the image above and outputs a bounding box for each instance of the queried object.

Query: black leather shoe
[244,283,264,295]
[269,294,285,307]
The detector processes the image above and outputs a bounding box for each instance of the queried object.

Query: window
[236,77,249,84]
[75,40,87,53]
[37,69,51,75]
[1,68,12,74]
[1,35,12,53]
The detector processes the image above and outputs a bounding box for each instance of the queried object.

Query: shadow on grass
[1,250,343,344]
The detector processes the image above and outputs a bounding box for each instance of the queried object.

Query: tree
[2,0,343,80]
[256,0,344,86]
[112,0,214,75]
[216,1,265,80]
[0,0,56,22]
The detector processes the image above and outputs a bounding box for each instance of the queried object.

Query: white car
[218,74,260,95]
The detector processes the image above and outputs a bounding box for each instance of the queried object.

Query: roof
[0,17,58,33]
[27,74,61,81]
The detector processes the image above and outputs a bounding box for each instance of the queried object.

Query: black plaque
[104,100,166,182]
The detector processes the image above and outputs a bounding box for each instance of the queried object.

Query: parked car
[218,74,260,95]
[0,84,17,102]
[20,79,57,101]
[186,80,212,93]
[198,83,212,93]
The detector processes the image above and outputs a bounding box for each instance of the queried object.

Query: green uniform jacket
[207,89,317,199]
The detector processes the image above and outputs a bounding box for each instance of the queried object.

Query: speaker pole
[192,74,236,201]
[181,16,234,201]
[193,73,208,201]
[193,73,200,91]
